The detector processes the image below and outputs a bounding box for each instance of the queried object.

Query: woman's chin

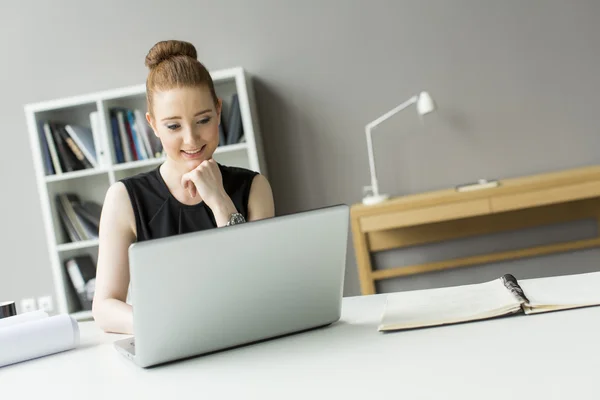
[184,159,205,170]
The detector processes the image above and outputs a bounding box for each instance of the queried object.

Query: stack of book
[55,193,102,243]
[219,94,245,147]
[64,254,96,311]
[37,119,99,176]
[109,108,163,164]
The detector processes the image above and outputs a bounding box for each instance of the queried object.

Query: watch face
[229,213,246,225]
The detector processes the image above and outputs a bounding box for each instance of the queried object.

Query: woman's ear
[146,112,159,138]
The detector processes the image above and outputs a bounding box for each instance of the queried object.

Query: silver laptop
[114,204,349,367]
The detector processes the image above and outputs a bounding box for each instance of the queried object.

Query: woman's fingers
[182,173,195,198]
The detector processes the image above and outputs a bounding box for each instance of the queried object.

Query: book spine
[116,110,134,162]
[109,114,124,163]
[43,123,62,174]
[501,274,530,304]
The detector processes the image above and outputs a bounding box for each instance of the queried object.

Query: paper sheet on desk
[379,278,522,331]
[0,314,80,368]
[519,271,600,313]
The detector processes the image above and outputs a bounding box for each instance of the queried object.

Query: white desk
[3,294,600,399]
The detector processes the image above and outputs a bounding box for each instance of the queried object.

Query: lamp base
[362,193,390,205]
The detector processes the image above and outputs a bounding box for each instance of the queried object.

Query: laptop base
[114,337,136,362]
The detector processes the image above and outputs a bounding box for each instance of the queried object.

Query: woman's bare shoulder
[101,181,137,237]
[248,174,275,221]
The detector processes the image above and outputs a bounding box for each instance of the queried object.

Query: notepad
[379,272,600,332]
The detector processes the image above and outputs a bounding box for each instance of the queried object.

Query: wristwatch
[226,212,246,226]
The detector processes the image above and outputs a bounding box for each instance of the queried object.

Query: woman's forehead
[153,86,214,116]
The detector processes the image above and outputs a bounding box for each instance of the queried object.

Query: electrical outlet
[37,296,54,313]
[20,298,36,313]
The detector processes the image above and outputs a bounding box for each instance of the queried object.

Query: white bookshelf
[24,67,268,321]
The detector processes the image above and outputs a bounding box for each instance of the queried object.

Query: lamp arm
[365,95,418,130]
[365,124,380,196]
[364,95,418,198]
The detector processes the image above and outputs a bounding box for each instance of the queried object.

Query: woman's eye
[197,117,211,125]
[166,124,180,130]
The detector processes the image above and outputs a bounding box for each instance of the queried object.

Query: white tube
[0,310,49,330]
[0,314,80,368]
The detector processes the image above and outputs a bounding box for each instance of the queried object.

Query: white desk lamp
[362,91,436,205]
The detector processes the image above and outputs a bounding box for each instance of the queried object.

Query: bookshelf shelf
[216,142,248,154]
[112,157,165,172]
[56,239,100,253]
[24,66,268,319]
[45,168,110,183]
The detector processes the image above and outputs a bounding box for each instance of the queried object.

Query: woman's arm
[205,173,275,225]
[92,182,136,334]
[247,174,275,221]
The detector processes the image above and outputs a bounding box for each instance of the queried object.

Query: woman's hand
[181,159,224,205]
[181,159,238,226]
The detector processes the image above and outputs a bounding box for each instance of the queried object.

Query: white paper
[0,310,48,330]
[519,271,600,307]
[380,278,522,330]
[0,314,80,368]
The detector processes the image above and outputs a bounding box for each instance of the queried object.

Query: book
[55,193,101,242]
[65,124,98,167]
[226,94,243,145]
[42,122,62,174]
[55,195,81,242]
[108,107,163,162]
[57,125,94,169]
[378,272,600,332]
[109,114,125,163]
[126,109,148,160]
[72,201,102,227]
[37,121,55,175]
[134,109,155,158]
[58,193,90,241]
[89,111,109,166]
[116,110,134,162]
[64,255,96,311]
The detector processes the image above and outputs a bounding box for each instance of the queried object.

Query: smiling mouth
[181,144,206,156]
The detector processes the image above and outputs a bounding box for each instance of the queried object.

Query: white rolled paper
[0,310,49,330]
[0,314,80,368]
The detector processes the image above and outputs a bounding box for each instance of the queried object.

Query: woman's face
[147,85,221,172]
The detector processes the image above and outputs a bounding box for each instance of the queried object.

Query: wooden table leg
[351,213,376,295]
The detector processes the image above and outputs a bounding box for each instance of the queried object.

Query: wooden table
[351,165,600,295]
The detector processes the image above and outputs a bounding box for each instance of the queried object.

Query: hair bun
[145,40,198,69]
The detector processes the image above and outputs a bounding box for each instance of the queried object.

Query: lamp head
[416,91,435,115]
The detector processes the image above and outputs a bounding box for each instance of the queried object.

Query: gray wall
[1,0,599,310]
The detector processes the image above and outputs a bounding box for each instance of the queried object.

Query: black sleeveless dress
[120,163,258,242]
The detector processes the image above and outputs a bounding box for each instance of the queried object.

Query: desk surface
[3,295,600,399]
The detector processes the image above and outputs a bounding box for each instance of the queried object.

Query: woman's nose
[182,126,197,144]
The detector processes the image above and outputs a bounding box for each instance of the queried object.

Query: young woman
[92,40,275,334]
